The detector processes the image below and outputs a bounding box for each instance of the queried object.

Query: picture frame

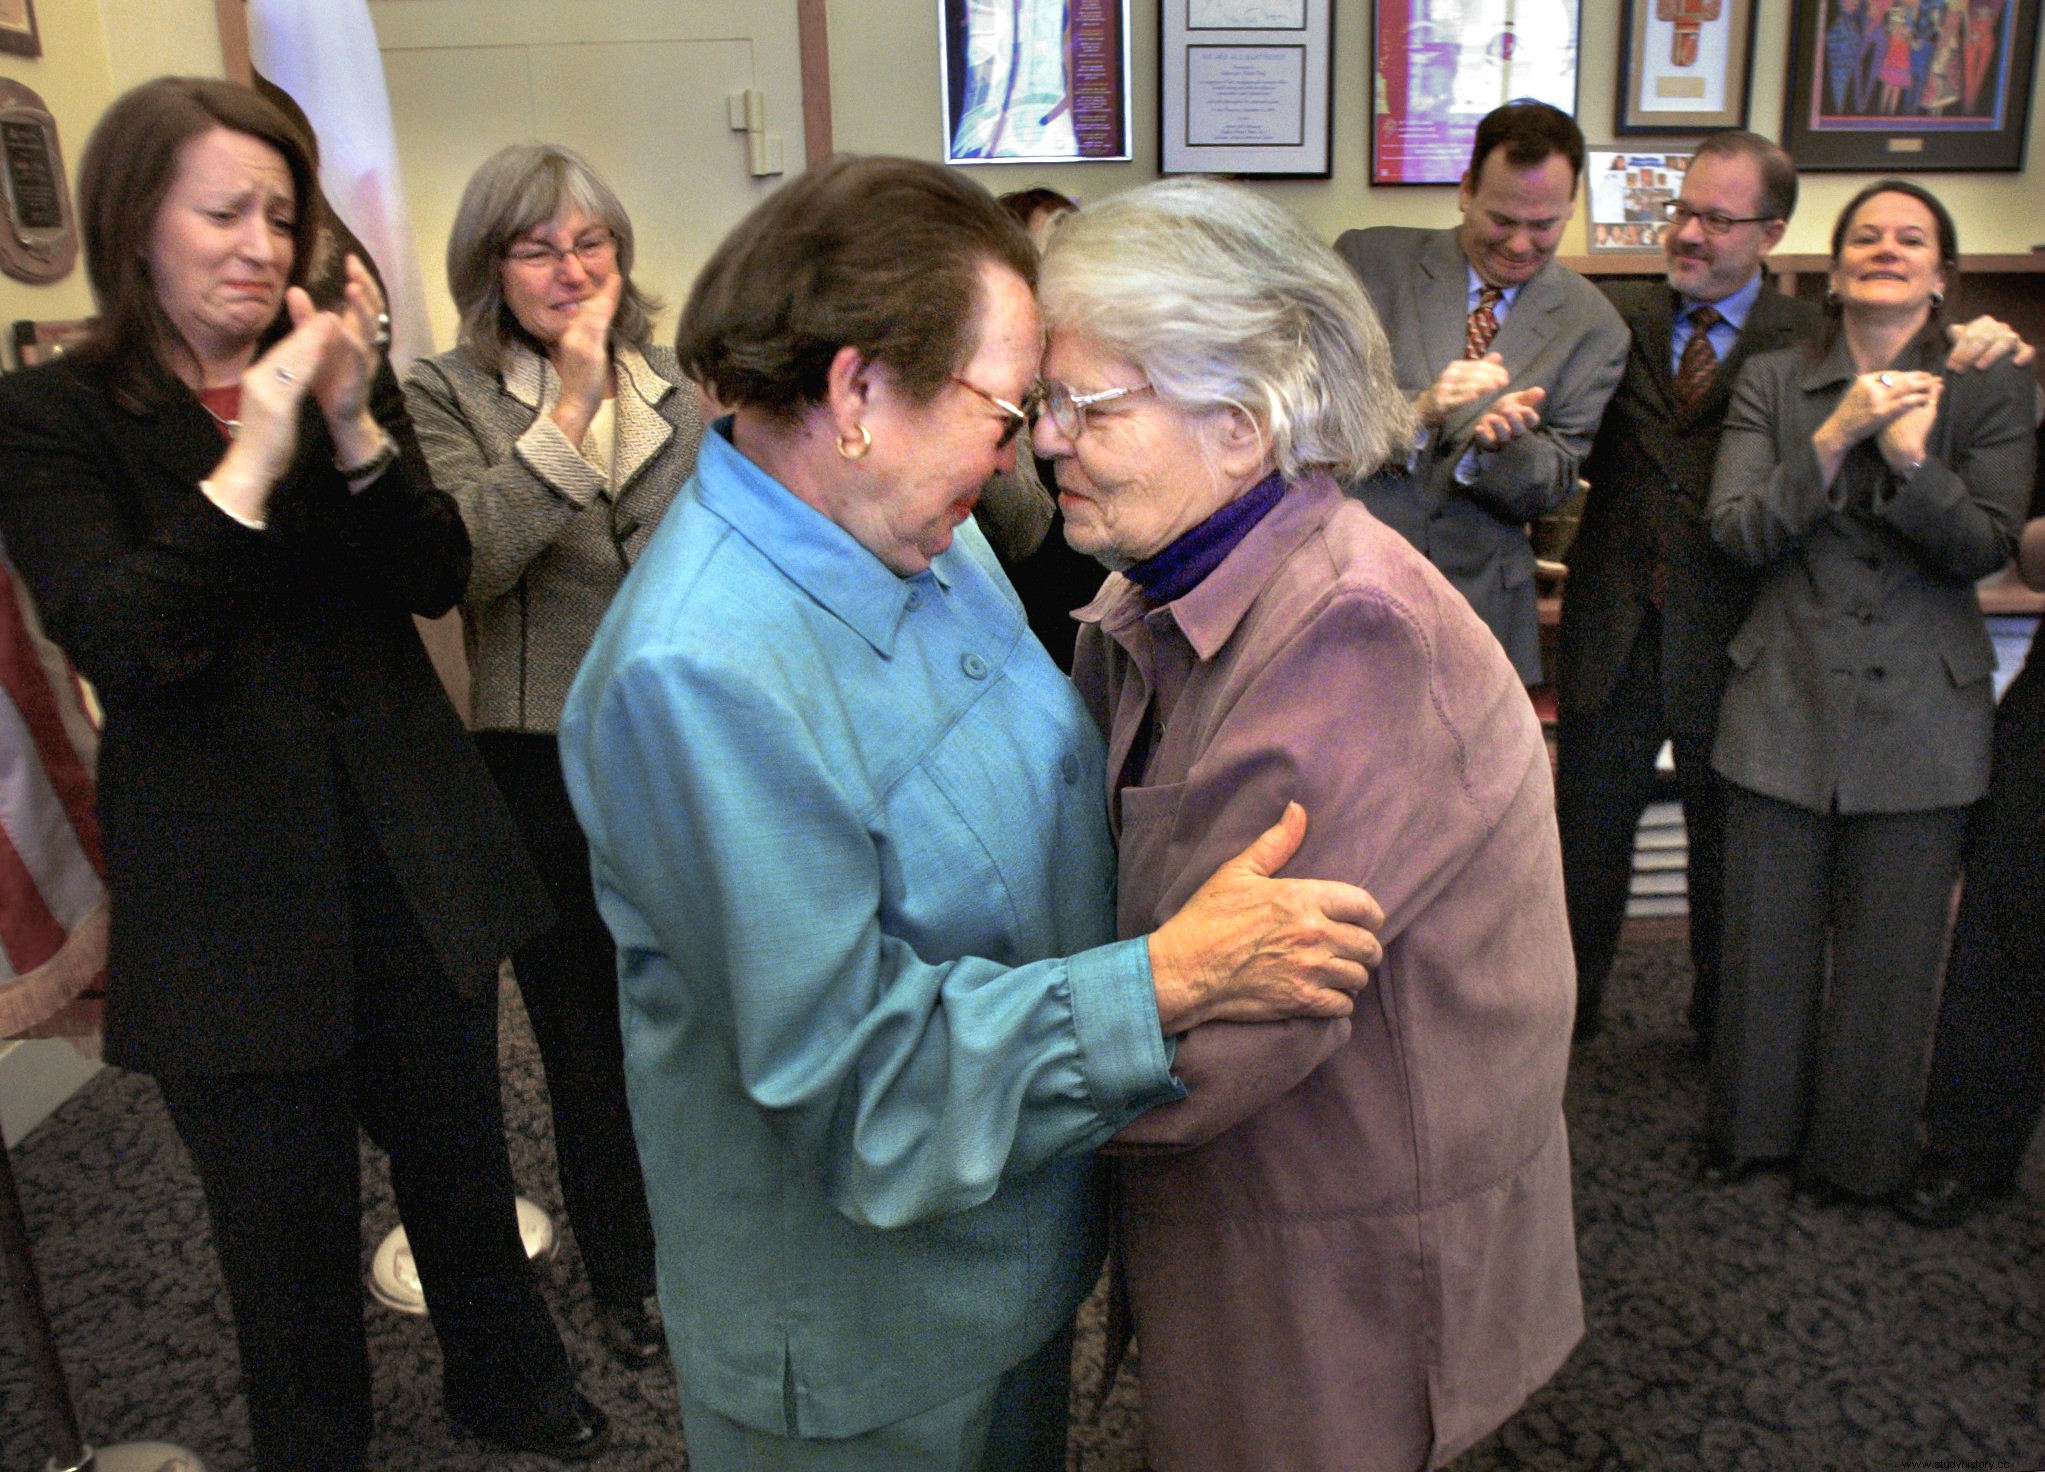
[0,0,40,60]
[1616,0,1757,132]
[1160,0,1334,177]
[1585,147,1692,252]
[1372,0,1582,183]
[1781,0,2041,170]
[941,0,1133,164]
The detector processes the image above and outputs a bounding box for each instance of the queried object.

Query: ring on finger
[275,366,297,384]
[1878,372,1895,387]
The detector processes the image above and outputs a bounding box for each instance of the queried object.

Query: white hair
[1036,177,1413,482]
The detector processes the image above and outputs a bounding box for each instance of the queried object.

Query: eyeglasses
[1034,379,1154,440]
[1661,201,1777,237]
[505,230,617,271]
[950,375,1035,447]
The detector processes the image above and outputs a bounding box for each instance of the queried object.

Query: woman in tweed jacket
[404,144,702,1365]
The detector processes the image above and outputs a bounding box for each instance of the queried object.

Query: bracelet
[336,432,398,484]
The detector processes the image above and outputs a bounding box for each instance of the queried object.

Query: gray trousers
[1711,784,1965,1197]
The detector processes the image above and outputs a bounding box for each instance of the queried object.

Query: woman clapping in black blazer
[0,79,605,1469]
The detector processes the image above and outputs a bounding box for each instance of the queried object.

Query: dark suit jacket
[1558,277,1820,731]
[0,354,548,1076]
[1334,226,1627,681]
[1707,336,2034,814]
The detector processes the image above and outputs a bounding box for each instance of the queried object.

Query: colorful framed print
[1782,0,2041,169]
[942,0,1134,163]
[1586,148,1691,251]
[1372,0,1582,184]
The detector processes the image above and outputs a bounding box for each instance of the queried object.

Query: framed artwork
[1616,0,1757,131]
[1782,0,2041,169]
[1161,0,1334,176]
[1586,148,1691,251]
[1373,0,1581,183]
[0,0,40,59]
[941,0,1133,163]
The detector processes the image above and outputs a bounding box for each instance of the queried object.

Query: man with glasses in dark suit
[1556,130,2025,1050]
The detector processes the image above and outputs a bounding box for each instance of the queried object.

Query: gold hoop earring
[837,424,872,460]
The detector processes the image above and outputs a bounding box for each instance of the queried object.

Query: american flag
[0,551,105,1046]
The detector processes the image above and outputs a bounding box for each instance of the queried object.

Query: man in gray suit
[1335,101,1627,683]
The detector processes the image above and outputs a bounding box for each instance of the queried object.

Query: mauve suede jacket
[1074,475,1582,1472]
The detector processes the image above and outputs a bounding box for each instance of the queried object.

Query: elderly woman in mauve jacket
[1038,178,1581,1472]
[404,143,702,1364]
[1704,178,2034,1203]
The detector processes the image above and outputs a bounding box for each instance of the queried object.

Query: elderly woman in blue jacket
[559,155,1384,1471]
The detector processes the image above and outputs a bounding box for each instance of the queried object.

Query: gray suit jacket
[1334,226,1627,681]
[404,342,702,732]
[1707,334,2034,814]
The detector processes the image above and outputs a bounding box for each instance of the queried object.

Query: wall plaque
[0,81,76,286]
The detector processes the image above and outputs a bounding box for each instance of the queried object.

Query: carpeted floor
[2,932,2041,1471]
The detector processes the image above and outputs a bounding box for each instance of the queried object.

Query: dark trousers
[476,730,655,1309]
[1921,661,2045,1189]
[157,786,575,1471]
[1555,613,1727,1034]
[1712,784,1965,1197]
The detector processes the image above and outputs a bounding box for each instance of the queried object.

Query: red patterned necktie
[1465,286,1505,360]
[1674,305,1722,411]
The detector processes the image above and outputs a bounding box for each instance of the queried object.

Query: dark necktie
[1674,305,1722,411]
[1465,286,1505,360]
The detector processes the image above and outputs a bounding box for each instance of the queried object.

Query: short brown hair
[76,77,320,410]
[1690,130,1798,223]
[678,155,1036,419]
[1466,101,1585,191]
[445,143,661,376]
[997,186,1076,231]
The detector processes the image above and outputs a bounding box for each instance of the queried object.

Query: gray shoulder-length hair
[1037,178,1412,483]
[445,142,662,374]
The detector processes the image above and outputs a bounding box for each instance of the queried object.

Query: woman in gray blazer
[404,144,703,1363]
[1704,179,2033,1202]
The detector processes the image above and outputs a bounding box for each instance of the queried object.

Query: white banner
[248,0,435,372]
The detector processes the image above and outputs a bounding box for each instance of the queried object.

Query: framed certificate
[1162,0,1334,176]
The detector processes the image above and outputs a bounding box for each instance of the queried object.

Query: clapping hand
[1875,373,1944,476]
[1414,352,1511,428]
[1471,386,1546,450]
[549,271,623,447]
[206,256,391,523]
[286,254,388,467]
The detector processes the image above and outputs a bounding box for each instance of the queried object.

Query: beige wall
[6,2,2042,340]
[0,0,221,341]
[829,0,2045,256]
